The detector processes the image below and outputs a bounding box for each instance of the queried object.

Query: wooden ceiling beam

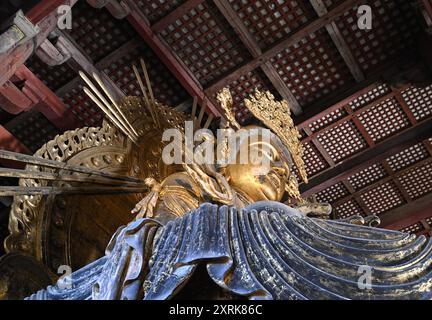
[26,0,70,24]
[212,0,302,115]
[122,0,222,118]
[422,0,432,26]
[204,0,365,95]
[0,81,34,114]
[0,0,78,87]
[0,126,29,169]
[300,117,432,197]
[13,65,81,131]
[151,0,205,33]
[309,0,365,82]
[379,193,432,230]
[300,85,410,144]
[54,29,126,101]
[55,39,139,99]
[332,157,432,209]
[294,58,427,129]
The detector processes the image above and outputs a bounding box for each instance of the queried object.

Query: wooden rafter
[13,65,81,131]
[0,0,78,87]
[295,58,425,128]
[300,117,432,197]
[151,0,205,33]
[204,0,366,95]
[26,0,70,24]
[54,29,126,101]
[0,126,30,169]
[309,0,365,82]
[332,156,431,209]
[301,93,406,145]
[379,193,432,230]
[122,0,222,118]
[212,0,302,115]
[422,0,432,26]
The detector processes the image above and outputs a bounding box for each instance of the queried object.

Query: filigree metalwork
[5,96,187,269]
[244,90,308,183]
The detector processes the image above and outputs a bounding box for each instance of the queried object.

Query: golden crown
[217,88,308,184]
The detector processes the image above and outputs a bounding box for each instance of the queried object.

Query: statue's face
[225,136,290,202]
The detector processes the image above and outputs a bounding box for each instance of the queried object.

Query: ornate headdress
[217,88,308,184]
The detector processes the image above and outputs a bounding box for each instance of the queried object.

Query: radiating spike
[80,72,138,141]
[203,114,214,129]
[0,168,144,186]
[0,186,147,196]
[191,96,198,121]
[83,86,138,144]
[0,150,143,183]
[92,72,140,137]
[132,64,158,126]
[196,101,206,128]
[140,58,161,128]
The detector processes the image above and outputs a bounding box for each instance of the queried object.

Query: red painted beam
[0,0,78,87]
[300,118,432,196]
[0,81,33,114]
[0,126,29,169]
[14,65,81,131]
[123,0,222,118]
[27,0,69,25]
[380,193,432,231]
[423,0,432,22]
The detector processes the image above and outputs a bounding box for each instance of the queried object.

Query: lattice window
[271,28,354,107]
[334,0,422,75]
[360,181,405,215]
[159,1,251,86]
[60,80,104,127]
[348,163,388,191]
[315,182,350,203]
[397,161,432,200]
[334,199,364,219]
[137,0,185,23]
[228,0,317,50]
[4,110,60,153]
[309,108,348,133]
[26,55,76,92]
[357,97,410,142]
[386,143,429,172]
[317,120,367,163]
[221,69,277,125]
[66,1,136,62]
[401,85,432,121]
[102,44,189,107]
[348,84,391,110]
[303,141,329,176]
[400,222,423,234]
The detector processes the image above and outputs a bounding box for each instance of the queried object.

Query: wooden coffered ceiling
[0,0,431,245]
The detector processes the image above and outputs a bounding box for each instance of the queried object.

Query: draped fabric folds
[27,202,432,300]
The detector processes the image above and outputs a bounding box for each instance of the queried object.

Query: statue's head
[221,126,292,202]
[216,88,307,204]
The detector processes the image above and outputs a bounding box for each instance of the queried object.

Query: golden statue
[0,60,431,300]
